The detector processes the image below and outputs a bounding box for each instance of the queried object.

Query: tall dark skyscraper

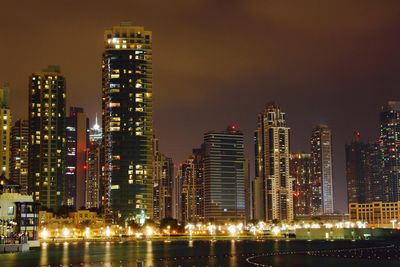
[204,124,245,222]
[102,23,153,223]
[153,138,174,222]
[310,124,334,214]
[65,107,88,208]
[345,132,368,204]
[10,119,29,194]
[365,141,384,202]
[28,65,66,209]
[253,103,294,221]
[345,132,384,204]
[290,153,312,216]
[380,101,400,202]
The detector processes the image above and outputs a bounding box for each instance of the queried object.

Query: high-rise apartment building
[153,138,174,221]
[345,132,368,204]
[87,115,103,210]
[366,141,384,202]
[28,65,66,209]
[102,23,153,223]
[310,124,334,214]
[0,85,11,179]
[290,153,312,216]
[253,103,294,221]
[65,107,88,208]
[86,140,101,209]
[10,120,29,194]
[380,101,400,202]
[345,132,384,204]
[179,146,205,222]
[204,125,245,222]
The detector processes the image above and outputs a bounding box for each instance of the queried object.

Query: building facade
[346,132,368,204]
[0,85,11,179]
[253,103,294,221]
[85,140,101,209]
[290,153,312,216]
[380,101,400,202]
[244,159,251,222]
[28,66,66,209]
[10,120,29,194]
[153,138,174,222]
[179,146,205,222]
[345,131,384,204]
[349,202,400,228]
[310,124,334,214]
[204,125,245,222]
[102,24,153,223]
[0,177,38,241]
[65,107,88,208]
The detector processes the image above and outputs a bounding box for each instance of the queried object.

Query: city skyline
[2,1,400,212]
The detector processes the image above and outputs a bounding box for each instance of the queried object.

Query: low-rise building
[38,209,105,237]
[349,202,400,228]
[0,190,38,242]
[69,210,98,226]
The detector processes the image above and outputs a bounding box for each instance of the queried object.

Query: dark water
[0,239,398,267]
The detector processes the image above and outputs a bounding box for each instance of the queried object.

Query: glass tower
[380,101,400,202]
[311,124,334,214]
[102,23,153,223]
[204,124,245,222]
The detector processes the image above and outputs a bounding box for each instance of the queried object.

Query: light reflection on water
[83,242,90,267]
[104,241,111,267]
[146,240,153,267]
[230,239,237,267]
[39,242,48,266]
[1,239,397,267]
[62,242,69,266]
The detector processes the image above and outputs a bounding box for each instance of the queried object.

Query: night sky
[1,1,400,212]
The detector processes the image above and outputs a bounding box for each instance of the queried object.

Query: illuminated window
[109,102,120,108]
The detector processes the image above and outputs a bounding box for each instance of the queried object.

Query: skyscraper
[28,65,66,209]
[179,146,205,222]
[153,138,174,221]
[365,141,384,202]
[86,140,101,209]
[102,23,153,223]
[290,153,312,216]
[10,120,29,194]
[65,107,88,208]
[204,124,245,222]
[311,124,334,214]
[345,131,369,204]
[88,115,104,210]
[244,159,251,222]
[0,85,11,179]
[380,101,400,202]
[254,103,294,221]
[345,132,384,204]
